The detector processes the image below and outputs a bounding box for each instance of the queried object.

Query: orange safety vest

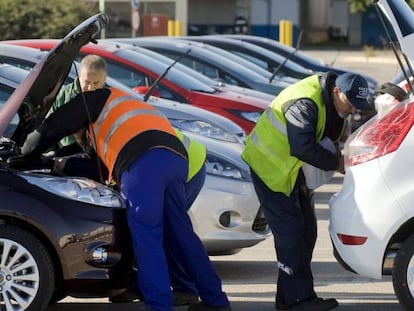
[89,87,177,180]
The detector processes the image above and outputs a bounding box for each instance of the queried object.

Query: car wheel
[0,225,55,311]
[393,234,414,310]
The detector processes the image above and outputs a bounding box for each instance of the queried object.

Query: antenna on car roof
[374,1,414,95]
[142,49,192,102]
[268,30,303,84]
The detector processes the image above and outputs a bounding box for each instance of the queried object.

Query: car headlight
[19,173,123,207]
[205,153,251,181]
[169,119,244,143]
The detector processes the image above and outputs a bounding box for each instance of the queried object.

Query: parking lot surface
[47,48,404,311]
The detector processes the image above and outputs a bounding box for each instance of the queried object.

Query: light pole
[99,0,106,38]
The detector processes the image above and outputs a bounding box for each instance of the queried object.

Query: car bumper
[190,174,270,254]
[329,158,405,279]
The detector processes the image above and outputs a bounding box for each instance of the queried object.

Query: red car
[4,39,272,133]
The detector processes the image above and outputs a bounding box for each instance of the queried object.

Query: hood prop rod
[374,2,414,95]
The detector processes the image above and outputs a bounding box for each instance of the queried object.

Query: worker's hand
[337,156,345,174]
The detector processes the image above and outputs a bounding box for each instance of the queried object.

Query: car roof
[0,40,245,139]
[219,34,324,68]
[101,39,276,102]
[115,37,282,83]
[113,37,288,95]
[183,36,313,78]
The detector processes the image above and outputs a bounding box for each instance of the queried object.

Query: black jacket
[284,72,343,171]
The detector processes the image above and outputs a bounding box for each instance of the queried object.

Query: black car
[216,34,378,94]
[0,15,137,311]
[180,35,314,80]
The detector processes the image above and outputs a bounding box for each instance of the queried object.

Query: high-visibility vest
[90,87,178,180]
[175,129,206,182]
[242,75,326,196]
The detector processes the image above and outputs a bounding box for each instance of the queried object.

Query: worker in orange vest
[21,86,231,311]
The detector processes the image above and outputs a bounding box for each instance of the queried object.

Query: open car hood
[376,0,414,60]
[0,13,108,143]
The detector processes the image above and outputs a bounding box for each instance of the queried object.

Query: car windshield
[126,46,222,87]
[0,65,32,137]
[199,43,274,78]
[115,49,216,93]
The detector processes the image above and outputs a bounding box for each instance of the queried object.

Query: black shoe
[109,289,143,303]
[187,302,232,311]
[173,291,199,306]
[275,301,289,310]
[276,298,338,310]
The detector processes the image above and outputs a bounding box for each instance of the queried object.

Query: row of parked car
[2,6,408,310]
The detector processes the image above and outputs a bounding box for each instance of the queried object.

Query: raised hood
[376,0,414,60]
[0,13,108,143]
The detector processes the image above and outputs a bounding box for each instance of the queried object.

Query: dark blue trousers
[168,164,206,295]
[250,169,317,306]
[121,150,228,311]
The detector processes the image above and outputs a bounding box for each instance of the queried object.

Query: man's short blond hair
[80,54,107,73]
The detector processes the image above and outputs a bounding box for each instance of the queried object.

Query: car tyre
[393,234,414,311]
[0,225,55,311]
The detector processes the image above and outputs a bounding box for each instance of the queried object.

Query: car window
[231,51,270,72]
[0,56,36,71]
[159,50,245,87]
[0,84,19,137]
[116,49,216,93]
[130,47,220,87]
[106,60,147,87]
[204,41,311,79]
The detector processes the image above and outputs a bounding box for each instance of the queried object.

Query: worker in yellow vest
[242,72,372,311]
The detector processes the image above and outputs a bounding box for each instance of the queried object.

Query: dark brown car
[0,14,136,311]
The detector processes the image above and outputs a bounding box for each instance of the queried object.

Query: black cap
[336,73,371,110]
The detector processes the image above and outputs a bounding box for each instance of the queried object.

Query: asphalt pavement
[46,48,405,311]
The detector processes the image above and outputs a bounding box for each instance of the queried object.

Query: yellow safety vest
[242,75,326,196]
[175,129,207,182]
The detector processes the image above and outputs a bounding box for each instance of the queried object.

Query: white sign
[132,10,140,31]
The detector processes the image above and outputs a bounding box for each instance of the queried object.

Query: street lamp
[99,0,106,38]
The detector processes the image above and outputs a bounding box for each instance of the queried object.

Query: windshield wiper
[143,49,192,101]
[269,30,303,84]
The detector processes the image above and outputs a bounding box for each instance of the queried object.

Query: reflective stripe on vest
[101,108,166,157]
[91,88,177,180]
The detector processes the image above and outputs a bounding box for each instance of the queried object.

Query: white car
[329,0,414,309]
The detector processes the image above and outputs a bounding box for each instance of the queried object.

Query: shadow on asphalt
[46,300,404,311]
[46,261,400,310]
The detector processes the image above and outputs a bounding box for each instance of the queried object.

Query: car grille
[252,206,268,233]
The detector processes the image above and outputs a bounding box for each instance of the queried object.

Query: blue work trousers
[250,169,317,306]
[120,150,228,311]
[168,163,207,295]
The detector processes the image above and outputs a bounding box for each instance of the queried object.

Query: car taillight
[345,102,414,167]
[337,233,367,245]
